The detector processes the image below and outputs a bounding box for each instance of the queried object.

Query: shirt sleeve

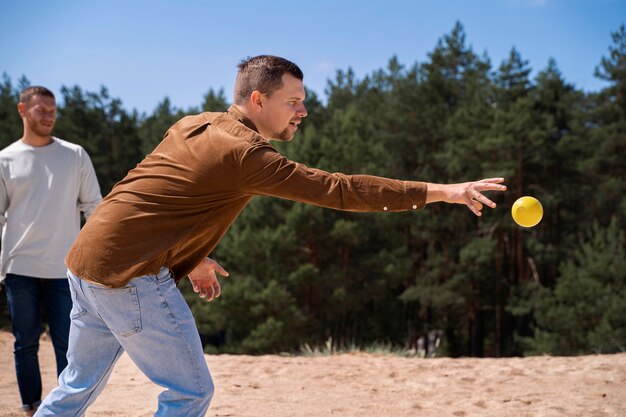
[238,142,426,212]
[0,169,7,227]
[77,148,103,219]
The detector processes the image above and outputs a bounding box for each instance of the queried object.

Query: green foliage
[586,25,626,225]
[138,97,180,155]
[0,73,23,148]
[54,85,145,194]
[201,88,228,112]
[181,275,307,354]
[518,219,626,355]
[299,336,417,357]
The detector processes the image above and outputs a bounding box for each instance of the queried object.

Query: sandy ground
[1,331,625,417]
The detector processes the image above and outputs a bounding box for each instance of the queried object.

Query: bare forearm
[425,183,448,204]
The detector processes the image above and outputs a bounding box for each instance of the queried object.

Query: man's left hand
[188,257,230,301]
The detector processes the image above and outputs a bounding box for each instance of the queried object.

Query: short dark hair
[19,86,55,104]
[234,55,303,105]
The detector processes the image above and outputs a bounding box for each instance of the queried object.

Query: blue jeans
[4,274,72,412]
[35,268,214,417]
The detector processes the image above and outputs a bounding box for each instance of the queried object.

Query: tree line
[1,22,624,357]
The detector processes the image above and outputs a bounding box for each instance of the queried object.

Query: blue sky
[1,0,623,114]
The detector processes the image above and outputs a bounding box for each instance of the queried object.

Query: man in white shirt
[0,86,102,416]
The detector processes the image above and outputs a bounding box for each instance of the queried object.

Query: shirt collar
[227,105,260,134]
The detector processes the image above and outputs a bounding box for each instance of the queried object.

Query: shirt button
[383,206,388,211]
[412,204,417,209]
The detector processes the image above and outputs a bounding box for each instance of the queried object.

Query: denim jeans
[35,268,214,417]
[4,274,72,412]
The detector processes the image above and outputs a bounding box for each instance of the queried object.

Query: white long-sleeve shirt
[0,137,102,280]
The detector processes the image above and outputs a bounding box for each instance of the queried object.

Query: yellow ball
[511,196,543,228]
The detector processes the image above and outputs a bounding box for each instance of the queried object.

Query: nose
[40,111,57,120]
[297,103,307,118]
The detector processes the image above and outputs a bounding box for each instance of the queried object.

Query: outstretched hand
[426,178,507,216]
[188,257,230,301]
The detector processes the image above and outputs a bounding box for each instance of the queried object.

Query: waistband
[67,266,171,288]
[156,266,171,279]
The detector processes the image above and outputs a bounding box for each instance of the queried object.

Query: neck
[234,104,252,120]
[21,132,53,147]
[233,104,265,136]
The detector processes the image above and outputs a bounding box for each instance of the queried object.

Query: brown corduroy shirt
[65,106,427,287]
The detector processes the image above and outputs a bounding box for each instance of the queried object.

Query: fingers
[206,257,230,277]
[213,263,230,277]
[197,280,221,301]
[472,199,484,212]
[474,180,507,193]
[212,280,221,299]
[199,285,212,299]
[473,190,497,208]
[208,280,221,301]
[478,177,506,184]
[191,272,220,301]
[468,193,496,216]
[466,178,506,216]
[467,197,483,216]
[189,257,229,301]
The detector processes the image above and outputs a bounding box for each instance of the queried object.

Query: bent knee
[184,378,213,413]
[199,376,215,404]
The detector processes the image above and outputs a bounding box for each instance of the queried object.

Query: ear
[17,102,26,117]
[250,91,264,112]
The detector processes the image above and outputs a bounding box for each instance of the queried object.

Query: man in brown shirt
[36,55,506,416]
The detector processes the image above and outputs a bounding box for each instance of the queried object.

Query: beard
[272,127,295,141]
[28,118,54,138]
[272,120,301,141]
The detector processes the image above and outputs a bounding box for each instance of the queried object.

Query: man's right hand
[426,178,507,216]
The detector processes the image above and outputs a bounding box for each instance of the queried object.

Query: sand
[1,331,625,417]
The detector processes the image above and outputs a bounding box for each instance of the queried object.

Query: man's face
[256,73,307,141]
[18,94,57,138]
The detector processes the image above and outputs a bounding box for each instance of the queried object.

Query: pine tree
[523,219,626,355]
[54,85,143,194]
[0,74,22,148]
[587,24,626,224]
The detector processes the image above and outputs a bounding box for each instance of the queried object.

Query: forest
[1,23,624,357]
